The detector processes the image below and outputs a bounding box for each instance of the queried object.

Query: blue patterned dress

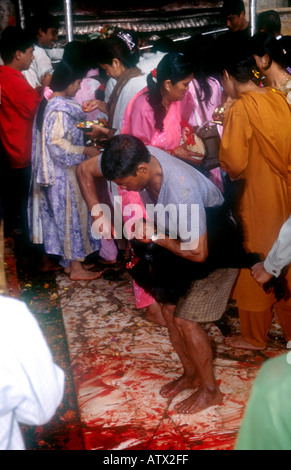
[29,96,100,267]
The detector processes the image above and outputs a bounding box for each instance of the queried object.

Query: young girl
[35,61,102,280]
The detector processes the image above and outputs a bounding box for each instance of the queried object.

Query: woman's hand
[82,99,100,112]
[83,146,100,158]
[251,262,273,286]
[82,99,108,115]
[85,124,110,139]
[172,144,204,166]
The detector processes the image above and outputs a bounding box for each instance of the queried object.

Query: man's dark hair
[101,135,150,181]
[257,10,281,36]
[25,12,60,41]
[222,0,245,17]
[0,26,34,64]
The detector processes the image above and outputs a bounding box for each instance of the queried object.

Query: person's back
[237,89,291,158]
[0,295,64,450]
[219,51,291,352]
[221,89,291,248]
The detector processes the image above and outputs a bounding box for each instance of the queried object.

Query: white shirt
[0,296,64,450]
[112,74,147,135]
[23,45,54,88]
[138,51,166,75]
[264,215,291,277]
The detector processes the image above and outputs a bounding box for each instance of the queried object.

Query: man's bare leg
[173,318,223,414]
[146,300,167,327]
[159,304,200,398]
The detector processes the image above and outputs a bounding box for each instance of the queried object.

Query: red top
[0,66,41,168]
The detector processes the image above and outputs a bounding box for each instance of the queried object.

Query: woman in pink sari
[122,53,194,158]
[120,53,194,325]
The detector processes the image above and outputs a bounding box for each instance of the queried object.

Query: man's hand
[251,262,273,286]
[41,71,52,88]
[91,210,113,240]
[131,218,156,243]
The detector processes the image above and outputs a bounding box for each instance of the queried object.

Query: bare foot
[225,335,265,350]
[174,387,223,414]
[64,263,95,275]
[146,301,167,327]
[160,374,200,399]
[70,269,103,281]
[68,261,103,280]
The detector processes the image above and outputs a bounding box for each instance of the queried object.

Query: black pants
[0,156,31,241]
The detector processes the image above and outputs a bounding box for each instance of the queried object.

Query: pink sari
[121,86,182,150]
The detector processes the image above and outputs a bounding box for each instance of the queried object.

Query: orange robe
[220,88,291,313]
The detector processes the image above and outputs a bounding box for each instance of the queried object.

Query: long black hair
[36,61,88,131]
[147,53,192,132]
[218,39,258,83]
[249,31,288,70]
[181,34,218,107]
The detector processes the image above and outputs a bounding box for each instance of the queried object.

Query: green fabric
[235,353,291,450]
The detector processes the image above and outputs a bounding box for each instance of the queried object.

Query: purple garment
[31,96,100,266]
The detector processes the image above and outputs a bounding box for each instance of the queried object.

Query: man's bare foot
[174,387,223,414]
[225,335,265,350]
[160,374,200,399]
[146,301,167,327]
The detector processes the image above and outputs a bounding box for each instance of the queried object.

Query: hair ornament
[252,69,260,79]
[151,68,157,83]
[117,31,136,51]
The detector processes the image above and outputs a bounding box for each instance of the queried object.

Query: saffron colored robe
[220,88,291,311]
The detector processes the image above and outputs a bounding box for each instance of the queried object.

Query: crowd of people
[1,0,291,449]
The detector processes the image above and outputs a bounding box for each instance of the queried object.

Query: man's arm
[76,155,103,212]
[76,155,113,239]
[133,219,208,263]
[155,232,208,263]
